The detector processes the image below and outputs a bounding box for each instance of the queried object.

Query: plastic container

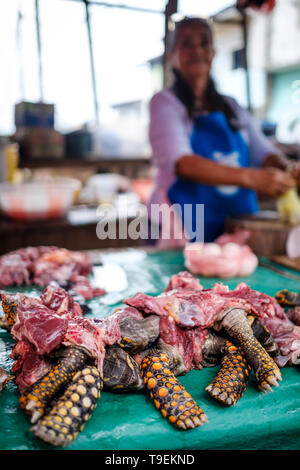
[0,181,74,220]
[85,173,118,204]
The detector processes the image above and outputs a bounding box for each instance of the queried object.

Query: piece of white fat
[92,264,128,292]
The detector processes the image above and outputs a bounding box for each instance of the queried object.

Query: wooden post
[238,6,252,112]
[35,0,44,101]
[84,0,99,124]
[163,0,178,89]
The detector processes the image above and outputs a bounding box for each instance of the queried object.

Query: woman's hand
[242,167,296,198]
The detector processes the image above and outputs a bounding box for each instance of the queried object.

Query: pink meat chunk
[0,254,31,287]
[184,242,258,278]
[0,246,58,288]
[11,340,51,393]
[63,317,106,372]
[164,271,203,292]
[41,285,83,317]
[287,307,300,326]
[0,246,106,301]
[159,316,207,371]
[32,249,92,286]
[124,288,251,329]
[11,298,68,356]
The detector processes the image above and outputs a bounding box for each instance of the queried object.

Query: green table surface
[1,248,300,451]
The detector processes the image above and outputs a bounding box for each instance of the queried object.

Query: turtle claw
[31,411,42,424]
[258,382,273,393]
[25,400,37,412]
[183,418,194,429]
[269,376,280,387]
[255,355,282,391]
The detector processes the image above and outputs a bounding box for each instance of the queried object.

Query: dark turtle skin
[103,346,144,391]
[205,314,280,405]
[247,315,279,358]
[118,315,160,354]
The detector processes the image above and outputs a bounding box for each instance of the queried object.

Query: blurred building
[212,0,300,144]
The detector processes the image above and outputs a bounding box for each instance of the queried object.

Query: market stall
[1,248,300,450]
[1,0,300,454]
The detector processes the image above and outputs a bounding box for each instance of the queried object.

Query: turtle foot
[220,308,282,393]
[31,366,102,447]
[256,358,282,393]
[20,347,88,423]
[243,336,282,392]
[140,350,208,429]
[206,340,251,406]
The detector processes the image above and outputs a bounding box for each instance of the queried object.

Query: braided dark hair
[170,17,240,131]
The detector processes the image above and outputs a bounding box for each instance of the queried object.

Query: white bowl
[86,173,119,204]
[0,182,74,221]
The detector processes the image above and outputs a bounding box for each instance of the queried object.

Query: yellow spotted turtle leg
[20,347,89,423]
[221,308,282,392]
[206,340,251,406]
[31,366,102,447]
[275,289,299,308]
[140,350,208,429]
[1,293,19,327]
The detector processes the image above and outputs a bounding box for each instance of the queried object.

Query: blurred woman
[148,17,299,243]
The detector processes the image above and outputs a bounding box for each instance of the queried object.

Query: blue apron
[168,111,258,242]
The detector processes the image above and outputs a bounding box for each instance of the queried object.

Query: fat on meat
[184,242,258,278]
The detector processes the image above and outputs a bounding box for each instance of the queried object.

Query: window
[232,48,246,70]
[0,0,166,156]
